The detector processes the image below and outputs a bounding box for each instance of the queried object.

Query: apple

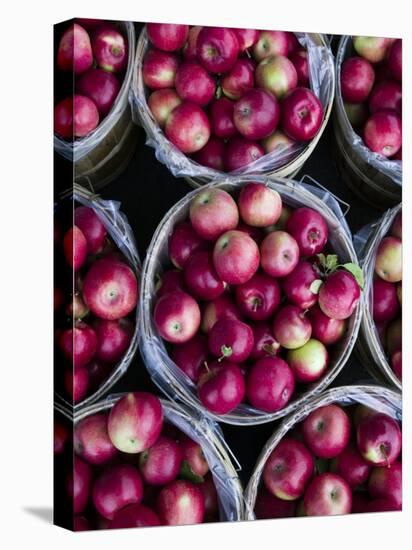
[180,436,210,478]
[289,49,309,86]
[372,279,400,322]
[281,87,323,141]
[201,294,242,333]
[287,338,328,383]
[391,350,402,380]
[318,270,361,320]
[330,445,371,488]
[77,68,120,116]
[344,101,369,128]
[166,102,211,153]
[189,188,239,241]
[143,49,179,89]
[74,412,117,465]
[263,438,314,500]
[171,333,208,382]
[198,474,218,520]
[238,182,282,227]
[224,136,265,171]
[341,57,375,103]
[146,23,189,52]
[157,480,205,525]
[368,461,402,509]
[356,413,401,466]
[308,305,346,345]
[197,360,245,414]
[192,137,225,170]
[107,392,163,453]
[272,305,312,349]
[386,318,402,355]
[93,464,143,520]
[397,282,402,306]
[110,503,161,528]
[235,272,281,321]
[233,28,259,51]
[156,269,186,298]
[304,473,352,516]
[375,236,402,283]
[256,55,298,100]
[74,206,107,255]
[254,488,296,519]
[74,94,99,137]
[183,26,202,60]
[253,31,289,61]
[302,404,351,458]
[54,98,73,138]
[353,36,393,63]
[387,39,402,81]
[286,32,300,53]
[233,89,280,140]
[246,357,295,412]
[260,230,299,277]
[93,318,133,363]
[196,27,239,74]
[92,27,127,73]
[221,58,255,100]
[57,23,93,74]
[154,290,201,344]
[63,226,87,271]
[168,221,205,269]
[262,130,294,153]
[82,258,138,320]
[59,321,97,369]
[65,367,89,403]
[208,318,253,362]
[369,81,402,114]
[68,456,92,514]
[366,498,399,512]
[139,436,182,486]
[74,516,90,531]
[250,321,280,360]
[184,250,225,301]
[54,421,69,455]
[175,61,216,106]
[286,207,328,256]
[213,230,260,284]
[282,261,319,309]
[391,211,402,239]
[364,110,402,157]
[148,88,182,127]
[210,97,237,139]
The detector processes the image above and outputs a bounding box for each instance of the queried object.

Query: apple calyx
[219,345,233,360]
[262,342,279,355]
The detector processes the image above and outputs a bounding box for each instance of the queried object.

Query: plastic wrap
[244,384,402,519]
[54,22,136,163]
[335,36,402,186]
[354,204,402,390]
[131,29,334,183]
[139,175,363,426]
[74,394,244,522]
[55,183,141,412]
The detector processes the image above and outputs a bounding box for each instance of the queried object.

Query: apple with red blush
[304,473,352,516]
[170,333,208,382]
[143,49,179,90]
[168,221,205,270]
[287,338,328,383]
[157,480,205,525]
[175,61,216,106]
[281,87,323,141]
[148,88,181,127]
[74,412,118,465]
[233,88,280,141]
[246,357,295,412]
[197,360,245,415]
[146,23,189,52]
[238,182,282,227]
[193,137,226,171]
[222,58,255,100]
[154,290,201,344]
[253,30,289,61]
[260,230,300,277]
[224,136,265,171]
[139,436,182,486]
[272,305,312,349]
[189,188,239,241]
[302,404,351,459]
[165,102,211,154]
[196,27,239,74]
[256,55,298,100]
[213,230,260,285]
[210,97,237,139]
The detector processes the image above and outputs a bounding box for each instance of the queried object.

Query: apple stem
[245,48,251,58]
[203,361,210,374]
[380,444,390,468]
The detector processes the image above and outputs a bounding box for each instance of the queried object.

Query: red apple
[281,87,323,141]
[157,480,205,525]
[184,250,225,301]
[373,279,400,322]
[148,88,182,127]
[74,94,100,136]
[364,110,402,157]
[375,236,402,282]
[246,357,295,412]
[198,474,218,520]
[54,98,73,138]
[250,321,280,360]
[68,456,92,514]
[193,136,225,170]
[318,270,361,320]
[289,49,309,87]
[63,226,87,271]
[201,294,242,333]
[341,56,375,102]
[196,27,239,74]
[139,436,182,486]
[107,392,163,453]
[256,55,298,100]
[260,230,300,277]
[238,182,282,227]
[387,39,402,81]
[304,473,352,516]
[171,333,208,382]
[74,412,117,465]
[57,23,93,74]
[74,206,107,255]
[286,32,300,54]
[235,272,281,321]
[168,221,205,269]
[224,137,265,171]
[308,305,346,345]
[272,305,312,349]
[391,211,402,239]
[255,488,296,519]
[391,350,402,380]
[208,318,253,362]
[156,269,186,298]
[92,27,127,73]
[54,421,69,455]
[353,36,393,64]
[369,81,401,114]
[368,461,402,509]
[147,23,189,52]
[287,338,328,383]
[233,89,280,140]
[110,503,161,528]
[262,130,294,153]
[331,445,371,488]
[93,318,133,363]
[253,31,289,61]
[143,49,179,90]
[198,360,245,415]
[210,97,237,139]
[282,261,319,309]
[356,413,401,466]
[165,102,211,153]
[286,207,328,256]
[77,68,120,116]
[175,61,216,106]
[302,404,351,458]
[183,26,202,60]
[180,436,209,478]
[213,230,260,284]
[59,321,97,369]
[233,28,259,51]
[154,290,201,344]
[366,498,399,512]
[221,58,255,100]
[189,188,239,241]
[64,367,89,403]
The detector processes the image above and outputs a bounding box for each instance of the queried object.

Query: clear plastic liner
[55,183,142,412]
[74,394,245,522]
[354,204,402,390]
[335,36,402,186]
[244,384,402,519]
[54,22,136,163]
[131,29,334,181]
[139,175,363,426]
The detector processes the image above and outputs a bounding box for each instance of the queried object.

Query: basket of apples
[54,184,141,411]
[333,35,402,208]
[131,24,334,186]
[244,385,402,519]
[139,176,364,425]
[54,19,138,191]
[64,391,244,530]
[355,205,402,389]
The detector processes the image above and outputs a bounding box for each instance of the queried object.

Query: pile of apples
[54,205,138,403]
[372,209,402,381]
[143,23,324,171]
[55,392,220,529]
[54,19,128,139]
[152,183,363,416]
[255,402,402,518]
[341,36,402,160]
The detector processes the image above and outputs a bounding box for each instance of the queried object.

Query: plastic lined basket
[244,384,402,519]
[139,175,363,426]
[131,27,335,188]
[74,394,245,522]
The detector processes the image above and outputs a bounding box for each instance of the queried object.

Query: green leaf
[179,461,204,484]
[317,253,327,268]
[325,254,339,271]
[341,263,365,290]
[310,279,323,294]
